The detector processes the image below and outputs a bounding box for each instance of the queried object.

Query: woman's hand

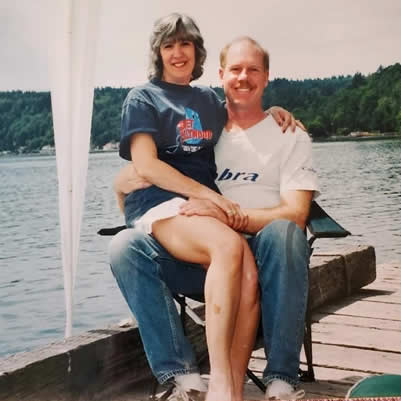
[180,197,249,232]
[179,198,228,223]
[268,106,306,133]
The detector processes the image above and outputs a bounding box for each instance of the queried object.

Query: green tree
[1,64,401,153]
[373,96,397,132]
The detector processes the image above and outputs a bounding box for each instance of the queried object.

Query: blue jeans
[250,220,309,387]
[108,219,309,386]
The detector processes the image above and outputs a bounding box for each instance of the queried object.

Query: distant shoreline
[0,149,119,158]
[313,133,401,142]
[1,134,400,158]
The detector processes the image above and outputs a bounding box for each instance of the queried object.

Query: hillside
[1,64,400,153]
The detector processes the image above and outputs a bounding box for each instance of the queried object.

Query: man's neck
[225,103,268,132]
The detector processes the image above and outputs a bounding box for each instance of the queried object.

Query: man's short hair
[219,36,270,71]
[148,13,207,82]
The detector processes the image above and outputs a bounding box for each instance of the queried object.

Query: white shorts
[133,197,186,234]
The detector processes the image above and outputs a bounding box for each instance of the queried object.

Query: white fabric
[134,197,186,234]
[48,0,101,337]
[175,373,207,392]
[265,379,305,399]
[215,115,320,209]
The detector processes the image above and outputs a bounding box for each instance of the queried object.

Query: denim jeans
[249,220,309,387]
[108,219,309,386]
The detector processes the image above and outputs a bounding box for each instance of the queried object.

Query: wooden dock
[2,245,400,400]
[243,260,401,400]
[105,250,400,401]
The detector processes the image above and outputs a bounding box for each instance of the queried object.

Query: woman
[116,13,292,401]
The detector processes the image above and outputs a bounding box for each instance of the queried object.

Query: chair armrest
[307,201,351,239]
[97,225,127,236]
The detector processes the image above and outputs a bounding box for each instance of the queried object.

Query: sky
[1,0,401,91]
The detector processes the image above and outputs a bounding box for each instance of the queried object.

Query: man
[110,37,319,400]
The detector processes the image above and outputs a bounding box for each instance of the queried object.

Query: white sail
[48,0,101,337]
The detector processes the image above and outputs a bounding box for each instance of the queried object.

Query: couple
[109,12,319,401]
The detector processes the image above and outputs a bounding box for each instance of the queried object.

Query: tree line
[1,63,400,153]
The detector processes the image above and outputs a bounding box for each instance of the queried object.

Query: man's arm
[113,163,152,213]
[179,190,313,234]
[242,190,313,234]
[239,127,317,233]
[180,130,318,232]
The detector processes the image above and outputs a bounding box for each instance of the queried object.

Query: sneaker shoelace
[166,385,191,401]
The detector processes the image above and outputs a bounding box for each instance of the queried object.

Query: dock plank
[241,261,401,399]
[349,288,401,304]
[301,380,352,398]
[301,366,369,384]
[313,313,401,331]
[318,299,401,321]
[312,322,401,353]
[308,343,401,374]
[246,357,371,384]
[253,344,401,376]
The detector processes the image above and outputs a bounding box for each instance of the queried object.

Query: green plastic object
[347,375,401,397]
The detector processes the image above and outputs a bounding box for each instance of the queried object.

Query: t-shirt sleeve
[209,87,228,141]
[280,131,320,199]
[217,100,228,136]
[119,98,159,161]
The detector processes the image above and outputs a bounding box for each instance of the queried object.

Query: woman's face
[160,38,195,85]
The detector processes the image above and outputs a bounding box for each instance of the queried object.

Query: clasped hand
[179,198,249,232]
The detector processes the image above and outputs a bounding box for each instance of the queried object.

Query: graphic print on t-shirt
[217,167,260,182]
[167,107,213,154]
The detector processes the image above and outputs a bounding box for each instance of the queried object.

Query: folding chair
[98,200,351,394]
[300,200,351,384]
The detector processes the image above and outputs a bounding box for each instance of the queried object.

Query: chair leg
[300,304,315,382]
[246,368,266,393]
[174,295,188,335]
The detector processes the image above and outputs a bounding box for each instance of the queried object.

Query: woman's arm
[129,133,246,225]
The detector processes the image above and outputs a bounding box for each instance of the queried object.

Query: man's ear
[219,67,224,81]
[264,70,269,88]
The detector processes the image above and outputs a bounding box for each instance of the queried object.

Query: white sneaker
[160,383,206,401]
[265,379,305,400]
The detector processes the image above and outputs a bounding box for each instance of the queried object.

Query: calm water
[0,139,400,357]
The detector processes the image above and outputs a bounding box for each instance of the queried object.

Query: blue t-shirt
[120,79,227,226]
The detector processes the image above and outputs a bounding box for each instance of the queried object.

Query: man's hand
[114,164,152,195]
[113,164,152,213]
[268,106,307,133]
[179,198,249,232]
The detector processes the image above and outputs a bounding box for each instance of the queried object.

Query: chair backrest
[306,201,351,245]
[98,225,126,236]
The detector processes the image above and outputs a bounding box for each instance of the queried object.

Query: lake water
[0,138,400,357]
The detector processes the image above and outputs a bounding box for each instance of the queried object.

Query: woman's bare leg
[231,238,260,399]
[152,215,244,401]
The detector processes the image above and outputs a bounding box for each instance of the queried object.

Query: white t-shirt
[215,115,320,209]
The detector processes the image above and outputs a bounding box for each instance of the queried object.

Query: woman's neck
[161,75,191,86]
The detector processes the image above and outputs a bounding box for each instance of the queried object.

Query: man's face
[219,41,269,109]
